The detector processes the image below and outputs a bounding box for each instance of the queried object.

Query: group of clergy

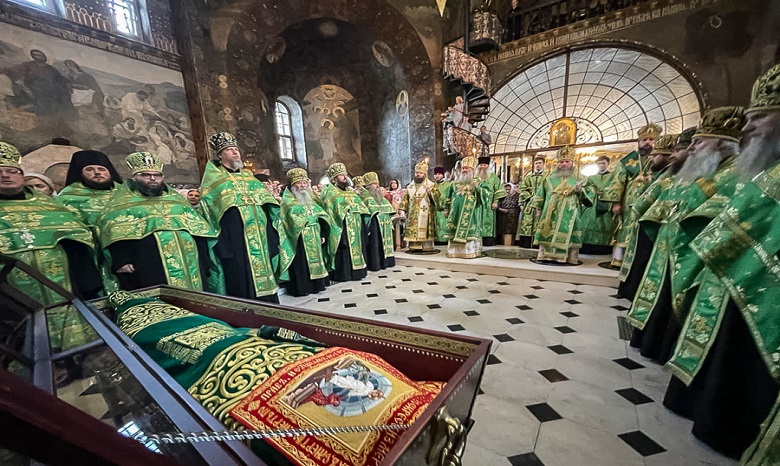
[0,131,406,318]
[523,63,779,464]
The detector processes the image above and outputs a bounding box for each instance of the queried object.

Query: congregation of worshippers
[1,61,779,464]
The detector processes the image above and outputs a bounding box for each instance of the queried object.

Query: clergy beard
[738,131,780,180]
[676,147,725,182]
[556,167,574,177]
[335,178,351,190]
[223,159,245,171]
[414,175,425,183]
[0,186,24,197]
[638,145,653,156]
[291,186,315,205]
[367,185,384,204]
[83,178,114,190]
[135,180,166,197]
[475,166,490,180]
[456,170,474,183]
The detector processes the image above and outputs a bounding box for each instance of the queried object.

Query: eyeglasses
[0,168,22,176]
[135,172,164,180]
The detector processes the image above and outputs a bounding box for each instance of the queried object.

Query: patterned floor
[280,263,735,466]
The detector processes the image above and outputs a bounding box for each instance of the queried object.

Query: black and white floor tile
[280,264,734,466]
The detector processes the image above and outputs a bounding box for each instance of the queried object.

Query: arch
[484,44,704,154]
[212,0,435,180]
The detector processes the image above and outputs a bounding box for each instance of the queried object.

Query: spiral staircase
[442,38,493,158]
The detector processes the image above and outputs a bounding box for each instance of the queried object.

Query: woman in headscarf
[495,182,520,246]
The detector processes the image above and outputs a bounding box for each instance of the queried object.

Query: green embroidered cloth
[318,184,370,270]
[530,174,594,261]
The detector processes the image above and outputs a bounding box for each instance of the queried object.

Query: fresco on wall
[302,84,362,178]
[0,22,198,183]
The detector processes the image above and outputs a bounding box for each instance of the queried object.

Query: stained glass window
[484,46,702,154]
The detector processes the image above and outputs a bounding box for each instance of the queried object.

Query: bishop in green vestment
[580,155,620,254]
[399,161,438,252]
[318,162,370,282]
[530,146,594,264]
[360,171,396,270]
[279,168,339,297]
[475,157,506,246]
[0,142,103,351]
[97,151,224,294]
[517,157,547,248]
[442,156,492,258]
[200,132,293,304]
[611,123,663,267]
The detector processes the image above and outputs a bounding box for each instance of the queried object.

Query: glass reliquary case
[0,254,490,466]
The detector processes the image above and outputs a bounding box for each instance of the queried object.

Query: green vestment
[199,162,293,297]
[399,179,438,246]
[280,189,339,278]
[668,161,780,388]
[57,181,121,293]
[0,188,99,350]
[628,161,739,330]
[581,170,620,246]
[97,182,224,293]
[479,173,506,238]
[434,180,451,242]
[359,190,396,261]
[57,182,120,226]
[442,179,492,243]
[530,173,594,261]
[617,168,668,281]
[318,184,370,271]
[517,171,547,239]
[613,151,653,248]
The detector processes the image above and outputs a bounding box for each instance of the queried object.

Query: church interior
[1,0,779,465]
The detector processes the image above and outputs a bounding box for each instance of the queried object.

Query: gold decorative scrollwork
[427,407,472,466]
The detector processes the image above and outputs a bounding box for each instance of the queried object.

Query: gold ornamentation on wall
[550,118,577,147]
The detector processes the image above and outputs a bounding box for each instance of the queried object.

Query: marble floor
[280,261,735,466]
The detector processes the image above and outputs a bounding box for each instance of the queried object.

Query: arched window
[274,101,295,160]
[275,96,307,166]
[484,45,703,154]
[107,0,142,37]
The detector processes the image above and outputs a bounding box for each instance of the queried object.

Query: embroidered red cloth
[230,347,443,466]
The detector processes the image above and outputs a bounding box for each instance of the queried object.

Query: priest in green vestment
[0,142,103,351]
[442,156,492,258]
[617,128,696,300]
[318,162,370,282]
[432,166,450,244]
[57,150,124,292]
[517,157,547,248]
[580,155,620,254]
[665,65,780,461]
[279,168,339,297]
[530,146,595,264]
[57,150,123,227]
[476,157,506,246]
[97,151,224,294]
[200,132,293,304]
[611,123,663,267]
[399,161,438,252]
[360,172,396,270]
